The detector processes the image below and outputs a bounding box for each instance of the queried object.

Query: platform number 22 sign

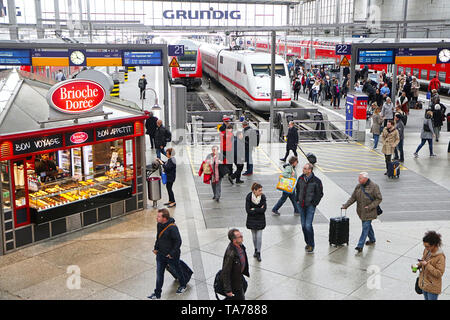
[335,44,352,55]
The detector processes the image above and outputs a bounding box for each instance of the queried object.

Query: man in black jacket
[296,163,324,253]
[281,121,298,162]
[221,229,249,300]
[145,111,158,149]
[154,120,169,159]
[138,74,147,99]
[148,209,186,299]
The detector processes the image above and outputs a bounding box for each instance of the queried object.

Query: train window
[237,62,242,72]
[429,70,437,79]
[398,67,404,74]
[220,56,223,64]
[251,64,286,76]
[438,72,446,82]
[421,69,428,80]
[405,68,411,75]
[413,68,419,77]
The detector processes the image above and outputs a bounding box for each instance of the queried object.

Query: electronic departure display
[357,49,395,65]
[122,50,163,66]
[0,49,31,65]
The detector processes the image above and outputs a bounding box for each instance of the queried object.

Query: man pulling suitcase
[341,172,382,254]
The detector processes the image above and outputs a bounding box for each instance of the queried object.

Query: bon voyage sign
[47,79,106,114]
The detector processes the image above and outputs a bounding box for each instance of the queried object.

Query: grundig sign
[47,79,106,115]
[163,8,241,20]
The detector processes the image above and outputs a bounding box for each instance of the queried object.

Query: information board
[335,44,352,55]
[122,50,163,66]
[357,49,395,65]
[0,49,31,65]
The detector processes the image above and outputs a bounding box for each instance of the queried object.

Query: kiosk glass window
[92,140,124,175]
[125,139,134,181]
[1,161,11,212]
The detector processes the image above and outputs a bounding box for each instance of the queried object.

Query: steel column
[269,30,276,142]
[54,0,61,33]
[7,0,18,40]
[35,0,44,39]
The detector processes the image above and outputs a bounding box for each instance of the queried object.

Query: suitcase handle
[341,209,347,217]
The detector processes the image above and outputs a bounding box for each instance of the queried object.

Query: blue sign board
[357,49,395,65]
[345,96,354,137]
[0,49,31,65]
[335,44,352,55]
[168,45,184,56]
[122,50,163,66]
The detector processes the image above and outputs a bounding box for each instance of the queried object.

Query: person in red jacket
[428,76,441,92]
[220,125,234,184]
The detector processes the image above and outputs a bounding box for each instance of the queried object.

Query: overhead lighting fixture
[151,104,161,111]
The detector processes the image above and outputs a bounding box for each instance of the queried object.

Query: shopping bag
[426,91,431,100]
[276,175,297,194]
[161,171,167,185]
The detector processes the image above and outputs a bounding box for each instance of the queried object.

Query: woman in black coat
[245,183,266,262]
[157,148,176,208]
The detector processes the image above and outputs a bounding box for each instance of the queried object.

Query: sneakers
[355,247,363,253]
[176,286,187,294]
[242,172,253,176]
[272,210,280,216]
[413,152,418,158]
[235,180,244,184]
[148,293,160,300]
[365,241,376,246]
[305,245,314,253]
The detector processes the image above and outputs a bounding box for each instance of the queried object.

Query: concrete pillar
[7,0,18,40]
[269,30,276,142]
[54,0,61,33]
[35,0,45,38]
[78,0,84,36]
[67,0,75,37]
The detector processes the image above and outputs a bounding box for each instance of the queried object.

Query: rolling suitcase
[166,259,193,284]
[387,160,400,179]
[329,209,349,246]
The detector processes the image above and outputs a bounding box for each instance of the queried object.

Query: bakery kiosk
[0,70,147,255]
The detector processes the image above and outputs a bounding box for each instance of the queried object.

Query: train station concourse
[0,0,449,310]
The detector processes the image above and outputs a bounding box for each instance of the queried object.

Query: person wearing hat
[219,116,231,132]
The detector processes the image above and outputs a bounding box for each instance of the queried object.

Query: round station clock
[438,48,450,63]
[70,50,86,65]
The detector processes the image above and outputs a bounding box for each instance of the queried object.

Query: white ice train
[199,43,291,112]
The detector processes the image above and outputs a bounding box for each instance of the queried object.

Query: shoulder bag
[360,185,383,215]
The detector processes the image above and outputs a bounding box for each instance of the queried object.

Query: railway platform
[1,66,450,301]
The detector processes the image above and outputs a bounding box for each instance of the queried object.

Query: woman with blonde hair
[370,104,383,149]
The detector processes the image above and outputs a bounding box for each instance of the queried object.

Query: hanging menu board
[12,134,64,156]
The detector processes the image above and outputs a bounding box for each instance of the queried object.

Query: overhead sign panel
[31,49,69,66]
[395,48,438,64]
[335,44,352,56]
[168,45,184,56]
[357,49,395,65]
[122,50,163,66]
[0,49,31,65]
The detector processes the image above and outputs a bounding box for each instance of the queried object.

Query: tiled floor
[1,68,449,300]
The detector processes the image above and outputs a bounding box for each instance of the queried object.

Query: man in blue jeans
[342,172,382,254]
[148,209,187,299]
[296,163,324,254]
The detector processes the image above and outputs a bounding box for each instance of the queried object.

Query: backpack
[138,78,146,89]
[213,269,248,300]
[165,130,172,142]
[61,73,66,81]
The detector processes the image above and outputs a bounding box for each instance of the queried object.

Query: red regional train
[167,38,202,90]
[254,36,450,91]
[19,65,82,82]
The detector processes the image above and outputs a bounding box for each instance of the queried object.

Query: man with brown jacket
[342,172,382,253]
[381,120,400,175]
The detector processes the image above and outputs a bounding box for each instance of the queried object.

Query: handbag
[360,185,383,215]
[415,277,423,295]
[276,175,297,194]
[161,171,167,185]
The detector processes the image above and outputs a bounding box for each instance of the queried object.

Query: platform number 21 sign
[168,45,185,56]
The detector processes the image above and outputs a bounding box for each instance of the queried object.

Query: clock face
[438,49,450,63]
[70,50,85,65]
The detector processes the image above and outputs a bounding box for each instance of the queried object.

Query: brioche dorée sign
[47,79,106,114]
